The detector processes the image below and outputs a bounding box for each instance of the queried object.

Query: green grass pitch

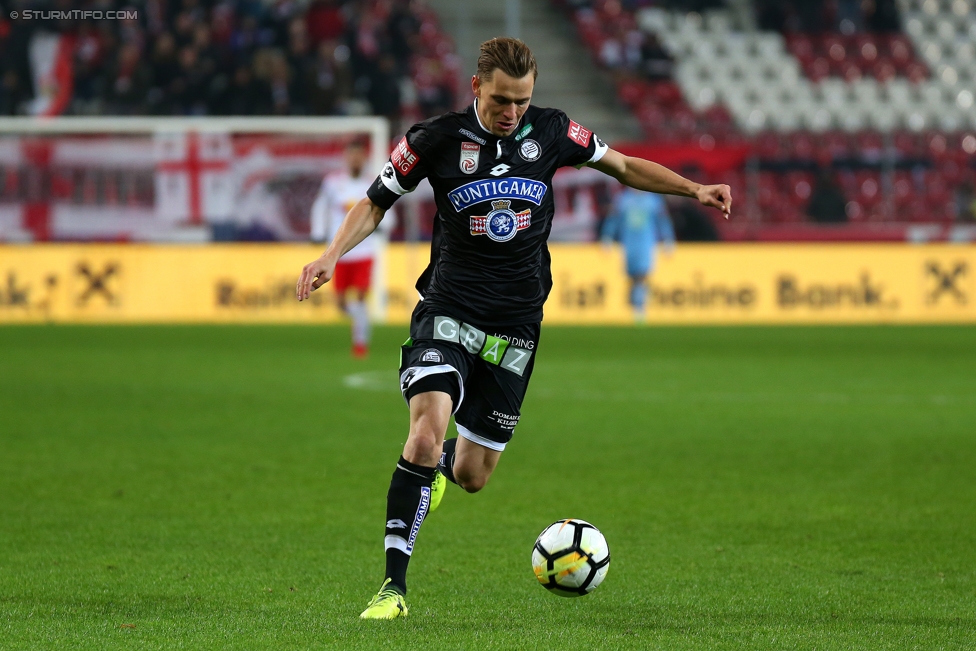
[1,324,974,650]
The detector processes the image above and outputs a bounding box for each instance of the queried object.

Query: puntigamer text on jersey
[448,178,548,211]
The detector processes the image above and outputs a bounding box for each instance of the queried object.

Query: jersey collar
[471,99,522,140]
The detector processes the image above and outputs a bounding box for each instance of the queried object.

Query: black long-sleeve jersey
[367,101,608,326]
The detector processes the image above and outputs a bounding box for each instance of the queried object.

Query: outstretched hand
[296,255,336,301]
[696,184,732,219]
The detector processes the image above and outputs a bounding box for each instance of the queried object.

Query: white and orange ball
[531,519,610,597]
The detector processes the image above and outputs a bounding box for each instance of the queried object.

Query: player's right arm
[296,198,386,301]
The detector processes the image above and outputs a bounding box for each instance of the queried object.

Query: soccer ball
[531,519,610,597]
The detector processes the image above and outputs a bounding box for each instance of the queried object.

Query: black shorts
[398,301,540,451]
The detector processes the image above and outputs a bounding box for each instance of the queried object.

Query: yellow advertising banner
[541,244,976,325]
[1,243,974,324]
[0,244,343,323]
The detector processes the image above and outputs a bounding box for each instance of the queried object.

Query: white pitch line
[342,370,399,392]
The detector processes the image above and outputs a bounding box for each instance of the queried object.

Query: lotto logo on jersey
[391,137,419,174]
[470,200,532,242]
[567,120,592,148]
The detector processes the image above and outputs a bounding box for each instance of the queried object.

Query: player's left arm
[589,149,731,219]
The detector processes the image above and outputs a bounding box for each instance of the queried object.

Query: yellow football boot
[429,470,446,514]
[359,579,408,620]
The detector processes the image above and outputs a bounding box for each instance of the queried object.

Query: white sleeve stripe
[380,162,410,196]
[588,136,609,164]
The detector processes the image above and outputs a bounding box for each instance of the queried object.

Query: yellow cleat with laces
[359,579,408,620]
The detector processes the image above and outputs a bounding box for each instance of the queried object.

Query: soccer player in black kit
[296,37,732,619]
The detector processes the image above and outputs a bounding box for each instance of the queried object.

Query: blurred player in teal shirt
[601,188,675,322]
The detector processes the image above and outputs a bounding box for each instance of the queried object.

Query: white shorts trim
[457,422,507,452]
[399,364,464,414]
[384,535,410,555]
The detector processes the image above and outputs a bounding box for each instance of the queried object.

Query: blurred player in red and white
[310,139,391,358]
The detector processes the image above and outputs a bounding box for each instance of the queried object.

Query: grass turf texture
[1,325,974,650]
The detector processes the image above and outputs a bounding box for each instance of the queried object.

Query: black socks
[383,456,436,594]
[437,437,458,485]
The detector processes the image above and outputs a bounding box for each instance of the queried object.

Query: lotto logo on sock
[386,519,407,529]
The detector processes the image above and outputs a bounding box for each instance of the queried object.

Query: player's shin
[348,300,369,346]
[383,456,436,594]
[437,437,458,485]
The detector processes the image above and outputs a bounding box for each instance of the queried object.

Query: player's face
[345,144,367,175]
[472,69,534,137]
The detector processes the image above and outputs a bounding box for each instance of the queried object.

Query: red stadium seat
[818,131,851,160]
[870,58,898,82]
[787,131,816,159]
[755,131,784,159]
[893,172,916,206]
[786,171,814,206]
[857,172,883,207]
[617,79,649,108]
[845,200,866,222]
[787,34,815,60]
[893,131,924,157]
[809,57,831,81]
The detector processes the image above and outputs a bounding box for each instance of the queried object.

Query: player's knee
[405,426,441,460]
[455,469,488,493]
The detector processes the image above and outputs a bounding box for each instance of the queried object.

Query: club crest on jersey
[470,200,531,242]
[448,177,547,211]
[519,139,541,162]
[459,142,480,174]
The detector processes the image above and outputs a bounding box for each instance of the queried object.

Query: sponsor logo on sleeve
[519,139,541,162]
[391,137,419,174]
[469,200,531,242]
[459,142,480,174]
[567,120,592,148]
[447,177,548,211]
[459,128,487,145]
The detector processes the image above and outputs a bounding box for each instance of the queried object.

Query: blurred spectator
[266,51,297,115]
[957,182,976,223]
[0,12,33,115]
[171,45,211,115]
[106,43,152,114]
[756,0,900,34]
[864,0,900,33]
[0,69,31,115]
[12,0,454,121]
[807,169,849,223]
[147,32,181,114]
[213,64,268,116]
[415,58,453,118]
[641,34,673,81]
[307,0,348,43]
[367,54,402,122]
[307,40,352,115]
